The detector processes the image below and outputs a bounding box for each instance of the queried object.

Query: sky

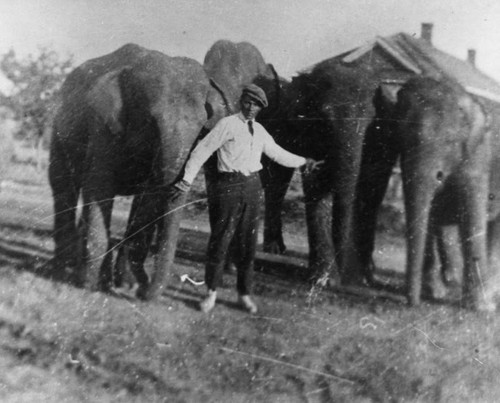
[1,0,500,83]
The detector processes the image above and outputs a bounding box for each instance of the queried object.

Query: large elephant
[202,40,292,254]
[49,43,210,299]
[392,76,495,310]
[263,59,395,286]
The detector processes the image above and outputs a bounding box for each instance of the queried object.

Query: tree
[0,47,73,169]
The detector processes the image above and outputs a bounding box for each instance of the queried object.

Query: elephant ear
[203,78,234,131]
[209,78,234,115]
[86,69,124,134]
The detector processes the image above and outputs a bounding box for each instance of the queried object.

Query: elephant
[48,43,210,299]
[388,76,495,310]
[263,59,395,286]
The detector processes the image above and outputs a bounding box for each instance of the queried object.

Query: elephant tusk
[179,274,205,286]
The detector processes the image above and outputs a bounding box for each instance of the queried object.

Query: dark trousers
[205,172,263,295]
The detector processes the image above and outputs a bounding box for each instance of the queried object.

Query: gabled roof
[342,32,500,103]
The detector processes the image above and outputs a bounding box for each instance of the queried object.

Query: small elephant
[49,44,210,299]
[395,77,495,310]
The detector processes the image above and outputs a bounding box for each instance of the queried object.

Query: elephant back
[203,40,280,117]
[60,44,150,103]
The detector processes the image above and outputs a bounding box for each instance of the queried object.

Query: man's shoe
[238,295,257,314]
[200,290,217,313]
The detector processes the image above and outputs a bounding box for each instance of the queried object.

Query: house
[330,23,500,105]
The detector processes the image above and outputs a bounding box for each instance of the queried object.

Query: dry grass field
[0,148,499,402]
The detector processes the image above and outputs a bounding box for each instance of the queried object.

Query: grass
[2,251,500,402]
[2,155,499,401]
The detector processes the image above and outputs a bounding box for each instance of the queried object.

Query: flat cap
[241,84,268,108]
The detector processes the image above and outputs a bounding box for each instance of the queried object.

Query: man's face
[240,95,263,120]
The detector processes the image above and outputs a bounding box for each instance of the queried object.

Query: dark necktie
[247,120,254,135]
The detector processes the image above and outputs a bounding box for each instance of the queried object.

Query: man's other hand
[302,158,325,175]
[167,179,191,203]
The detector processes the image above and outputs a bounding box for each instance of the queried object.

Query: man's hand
[173,179,191,192]
[302,158,325,175]
[167,179,191,203]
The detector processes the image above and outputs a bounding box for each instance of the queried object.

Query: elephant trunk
[401,158,436,306]
[145,192,186,299]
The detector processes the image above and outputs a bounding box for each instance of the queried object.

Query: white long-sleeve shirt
[182,112,306,184]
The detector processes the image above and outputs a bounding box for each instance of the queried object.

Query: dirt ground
[1,160,500,402]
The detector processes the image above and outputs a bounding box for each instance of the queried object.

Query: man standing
[171,84,322,314]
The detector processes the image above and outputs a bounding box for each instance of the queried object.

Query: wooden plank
[330,284,407,304]
[175,248,308,270]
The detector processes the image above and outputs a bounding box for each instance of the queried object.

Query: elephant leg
[460,180,491,311]
[119,192,160,299]
[303,170,337,285]
[79,195,114,291]
[422,220,448,300]
[486,217,500,299]
[332,159,368,286]
[355,134,399,284]
[113,245,136,289]
[79,164,115,291]
[52,187,80,271]
[49,149,81,273]
[436,224,463,286]
[487,218,500,269]
[261,158,295,254]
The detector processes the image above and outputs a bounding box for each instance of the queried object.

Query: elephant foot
[462,285,499,312]
[341,277,371,289]
[263,240,286,255]
[340,267,372,288]
[422,282,448,301]
[443,270,462,287]
[136,284,149,301]
[462,296,497,312]
[476,300,497,312]
[46,261,79,286]
[109,282,138,299]
[136,277,152,301]
[309,269,341,289]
